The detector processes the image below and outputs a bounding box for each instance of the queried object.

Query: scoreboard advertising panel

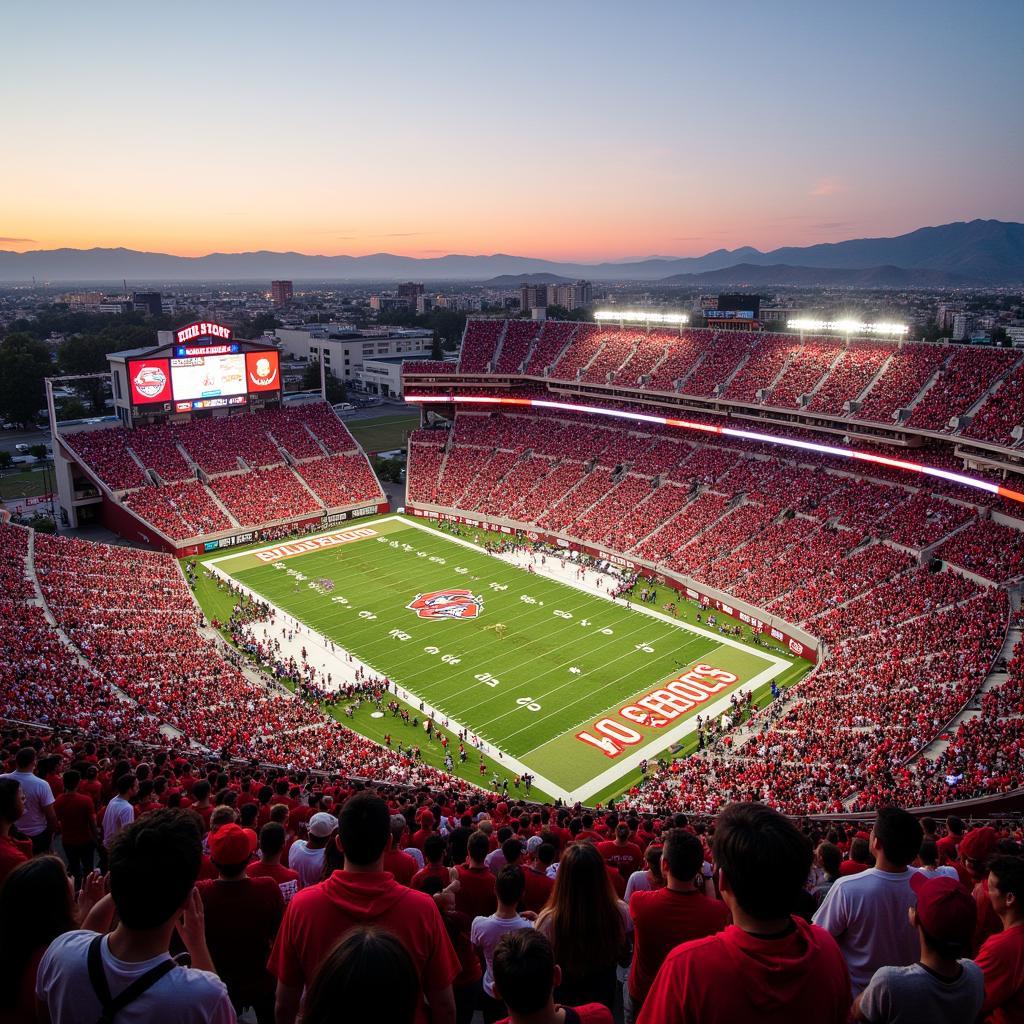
[127,322,280,408]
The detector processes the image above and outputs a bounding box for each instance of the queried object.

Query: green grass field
[345,413,419,453]
[0,469,51,500]
[205,516,808,801]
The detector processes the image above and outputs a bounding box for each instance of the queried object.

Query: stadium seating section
[451,321,1024,446]
[59,403,384,541]
[405,402,1024,814]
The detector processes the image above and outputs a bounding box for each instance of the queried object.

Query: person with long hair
[534,842,630,1009]
[0,779,30,888]
[302,927,420,1024]
[0,856,78,1024]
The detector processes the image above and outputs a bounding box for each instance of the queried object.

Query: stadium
[5,313,1024,1020]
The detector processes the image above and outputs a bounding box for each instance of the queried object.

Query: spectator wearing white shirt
[0,747,58,854]
[288,812,337,888]
[916,840,960,882]
[102,774,138,849]
[36,808,234,1024]
[814,807,924,996]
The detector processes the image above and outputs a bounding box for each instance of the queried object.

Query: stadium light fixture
[788,318,908,336]
[594,310,689,325]
[403,392,1024,506]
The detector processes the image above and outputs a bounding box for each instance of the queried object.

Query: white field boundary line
[206,562,575,802]
[208,514,793,803]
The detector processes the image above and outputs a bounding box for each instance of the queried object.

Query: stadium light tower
[787,318,909,337]
[594,310,690,333]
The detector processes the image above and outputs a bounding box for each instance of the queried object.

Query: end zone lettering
[576,663,738,758]
[254,526,377,562]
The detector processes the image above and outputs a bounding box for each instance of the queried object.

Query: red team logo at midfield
[407,589,483,620]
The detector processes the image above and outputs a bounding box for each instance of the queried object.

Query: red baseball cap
[959,826,999,864]
[209,824,257,865]
[910,871,977,948]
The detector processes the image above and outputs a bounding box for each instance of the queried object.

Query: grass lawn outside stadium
[194,515,811,803]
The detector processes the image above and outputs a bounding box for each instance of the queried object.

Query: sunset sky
[3,0,1022,261]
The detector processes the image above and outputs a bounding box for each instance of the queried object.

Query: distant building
[546,280,593,310]
[936,303,960,332]
[398,282,424,304]
[63,292,103,308]
[274,324,432,383]
[952,313,975,341]
[132,291,163,316]
[370,295,409,312]
[519,284,548,310]
[415,294,434,314]
[1006,326,1024,346]
[271,280,294,306]
[98,296,134,314]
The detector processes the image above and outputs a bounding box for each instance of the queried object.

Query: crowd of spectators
[807,343,890,415]
[458,320,505,374]
[296,455,384,510]
[211,467,323,527]
[908,348,1020,432]
[2,720,1022,1024]
[123,481,234,540]
[966,361,1024,446]
[765,338,843,408]
[494,321,541,374]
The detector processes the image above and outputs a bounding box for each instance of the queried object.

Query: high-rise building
[398,282,425,304]
[132,291,163,316]
[271,280,294,306]
[519,284,548,310]
[546,280,593,310]
[952,313,976,341]
[936,304,961,332]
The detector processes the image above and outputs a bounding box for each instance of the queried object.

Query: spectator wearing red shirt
[522,842,556,914]
[385,814,420,886]
[960,826,1003,951]
[598,824,643,883]
[839,836,874,876]
[976,855,1024,1024]
[456,831,498,921]
[412,835,451,893]
[247,822,300,905]
[198,823,284,1024]
[0,779,31,888]
[638,803,850,1024]
[269,792,460,1024]
[936,817,965,863]
[54,770,98,892]
[411,811,436,852]
[300,927,421,1024]
[491,929,612,1024]
[627,829,730,1021]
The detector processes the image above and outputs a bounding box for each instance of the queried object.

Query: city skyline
[3,0,1022,260]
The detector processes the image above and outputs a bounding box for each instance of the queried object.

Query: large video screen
[127,358,173,405]
[170,353,247,402]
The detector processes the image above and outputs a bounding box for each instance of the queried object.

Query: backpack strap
[87,934,178,1024]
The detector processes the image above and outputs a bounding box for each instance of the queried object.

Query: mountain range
[1,219,1021,286]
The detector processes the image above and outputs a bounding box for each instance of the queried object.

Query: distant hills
[1,220,1021,285]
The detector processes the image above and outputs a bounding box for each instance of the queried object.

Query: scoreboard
[127,321,280,410]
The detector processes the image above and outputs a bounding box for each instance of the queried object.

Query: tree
[0,450,12,472]
[28,444,48,460]
[991,326,1009,346]
[430,332,443,360]
[0,333,53,427]
[302,360,346,403]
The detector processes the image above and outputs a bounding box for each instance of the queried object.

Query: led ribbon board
[404,393,1024,506]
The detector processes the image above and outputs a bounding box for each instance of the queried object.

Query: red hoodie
[636,917,850,1024]
[268,870,460,1023]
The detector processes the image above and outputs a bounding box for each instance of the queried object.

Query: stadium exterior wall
[404,502,819,662]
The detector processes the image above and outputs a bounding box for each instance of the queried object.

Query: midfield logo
[407,589,483,620]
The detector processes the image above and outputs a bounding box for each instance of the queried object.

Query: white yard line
[207,515,793,803]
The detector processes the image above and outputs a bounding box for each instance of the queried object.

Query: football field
[207,515,808,801]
